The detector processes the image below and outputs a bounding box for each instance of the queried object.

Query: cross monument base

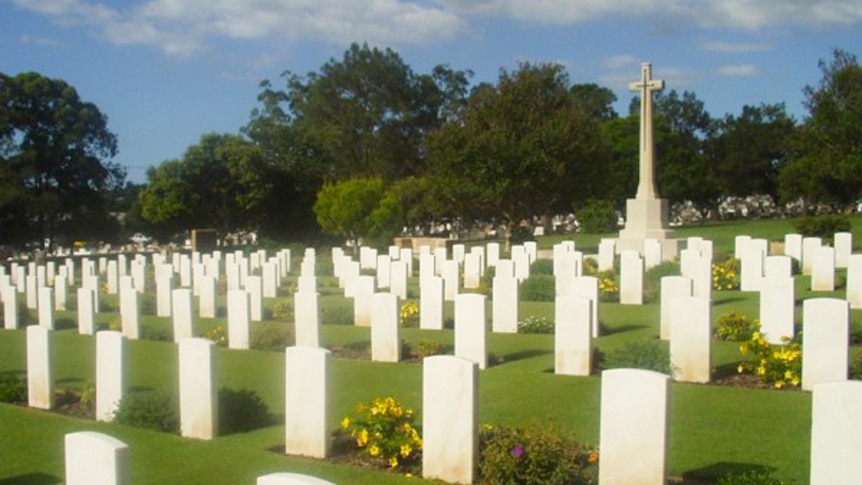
[617,197,683,261]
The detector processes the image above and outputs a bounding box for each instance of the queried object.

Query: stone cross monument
[618,63,679,258]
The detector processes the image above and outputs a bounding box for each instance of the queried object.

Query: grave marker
[179,338,218,440]
[64,431,129,485]
[285,346,331,458]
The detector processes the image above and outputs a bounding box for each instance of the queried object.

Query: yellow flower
[368,444,381,457]
[389,456,399,468]
[775,380,785,389]
[340,416,350,429]
[400,444,412,457]
[737,364,744,374]
[356,429,369,447]
[588,451,599,464]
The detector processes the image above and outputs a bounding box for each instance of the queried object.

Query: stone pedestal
[617,199,681,260]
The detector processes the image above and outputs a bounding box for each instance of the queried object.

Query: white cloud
[13,0,467,56]
[700,40,773,53]
[19,34,61,46]
[604,54,637,69]
[717,64,758,77]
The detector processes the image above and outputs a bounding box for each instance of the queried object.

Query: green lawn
[1,223,859,484]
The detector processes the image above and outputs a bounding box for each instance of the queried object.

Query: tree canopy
[0,71,125,248]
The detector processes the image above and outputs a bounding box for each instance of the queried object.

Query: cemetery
[1,217,862,483]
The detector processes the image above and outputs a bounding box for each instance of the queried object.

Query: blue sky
[2,0,860,183]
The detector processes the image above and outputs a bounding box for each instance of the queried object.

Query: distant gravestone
[512,246,530,281]
[353,275,374,327]
[376,255,391,289]
[77,287,96,335]
[740,243,765,291]
[660,276,692,340]
[246,275,263,322]
[227,290,251,350]
[670,296,711,383]
[38,287,54,329]
[454,293,487,369]
[619,251,643,305]
[802,298,849,391]
[179,338,217,440]
[784,233,802,260]
[492,274,518,333]
[96,331,127,422]
[554,295,592,376]
[759,276,795,344]
[764,255,792,278]
[54,275,67,311]
[257,473,335,485]
[599,369,670,485]
[371,292,400,363]
[422,355,478,485]
[572,276,600,338]
[802,237,822,275]
[598,239,616,272]
[442,260,460,301]
[486,242,500,267]
[3,286,18,329]
[285,346,331,458]
[64,431,129,485]
[811,246,835,291]
[643,238,662,270]
[27,325,54,410]
[420,276,444,330]
[156,275,173,318]
[810,381,862,483]
[119,288,139,340]
[834,232,852,269]
[172,289,194,343]
[294,291,321,348]
[199,275,216,319]
[390,260,408,299]
[734,235,752,260]
[463,253,482,289]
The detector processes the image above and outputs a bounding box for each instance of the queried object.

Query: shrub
[400,301,419,327]
[849,352,862,380]
[716,468,788,485]
[477,266,496,297]
[517,315,554,334]
[405,339,446,360]
[576,199,618,234]
[793,214,851,243]
[113,391,179,433]
[340,396,423,471]
[597,271,619,303]
[738,332,801,389]
[715,312,760,342]
[644,261,680,303]
[139,294,156,315]
[850,319,862,345]
[0,373,26,403]
[250,323,292,352]
[712,258,740,291]
[204,324,227,346]
[271,300,293,321]
[478,424,598,485]
[323,300,354,325]
[140,325,172,342]
[520,275,555,302]
[218,388,271,434]
[582,257,598,275]
[529,259,554,275]
[598,340,673,374]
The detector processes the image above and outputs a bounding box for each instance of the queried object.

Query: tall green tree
[779,48,862,211]
[0,71,125,248]
[137,133,272,240]
[427,62,603,249]
[313,177,403,251]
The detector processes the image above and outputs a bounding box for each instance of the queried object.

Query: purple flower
[510,445,525,458]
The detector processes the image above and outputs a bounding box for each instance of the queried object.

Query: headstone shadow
[678,462,777,483]
[0,473,61,485]
[712,297,745,307]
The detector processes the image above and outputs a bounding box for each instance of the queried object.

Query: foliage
[519,275,555,302]
[0,373,26,403]
[340,396,422,471]
[313,177,402,249]
[712,258,740,291]
[408,340,446,360]
[271,300,294,321]
[791,215,851,242]
[0,71,125,248]
[113,391,180,433]
[738,333,802,389]
[644,261,680,303]
[597,271,619,302]
[478,424,599,485]
[715,312,760,342]
[598,340,673,374]
[204,324,227,347]
[218,388,271,434]
[517,315,554,334]
[576,199,618,234]
[716,468,789,485]
[849,352,862,380]
[249,323,292,352]
[399,301,419,327]
[137,133,273,240]
[322,300,355,325]
[529,258,554,275]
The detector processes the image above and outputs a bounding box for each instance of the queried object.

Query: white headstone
[599,369,669,485]
[811,246,836,291]
[463,253,482,289]
[376,255,391,289]
[199,275,216,319]
[390,260,408,299]
[3,286,18,329]
[554,295,592,376]
[643,238,662,270]
[294,291,321,348]
[454,293,487,369]
[598,239,616,272]
[492,274,518,333]
[156,275,173,318]
[262,262,278,298]
[257,473,335,485]
[371,293,400,362]
[77,287,96,335]
[670,296,712,383]
[802,237,822,275]
[420,276,444,330]
[740,243,765,291]
[54,275,67,311]
[227,290,251,350]
[119,288,139,340]
[619,251,644,305]
[834,232,852,269]
[486,242,500,267]
[38,287,54,329]
[802,298,849,391]
[659,276,693,340]
[246,275,263,322]
[285,346,331,458]
[96,331,127,422]
[734,235,752,260]
[764,255,792,278]
[759,276,795,344]
[810,381,862,483]
[353,276,374,327]
[442,260,460,302]
[179,338,218,440]
[572,276,600,338]
[64,431,129,485]
[27,325,53,409]
[172,289,194,343]
[512,246,530,282]
[422,355,478,484]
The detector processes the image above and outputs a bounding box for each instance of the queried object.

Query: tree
[427,62,603,249]
[137,133,272,240]
[312,177,402,250]
[0,71,125,248]
[779,48,862,211]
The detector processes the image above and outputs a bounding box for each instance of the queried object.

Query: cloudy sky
[3,0,860,182]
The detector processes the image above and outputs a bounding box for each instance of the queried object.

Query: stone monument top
[629,62,664,200]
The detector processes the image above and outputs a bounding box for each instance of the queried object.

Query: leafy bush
[517,315,554,334]
[0,373,26,403]
[271,300,293,321]
[738,332,801,389]
[250,323,292,352]
[139,294,156,315]
[644,261,680,303]
[716,468,788,485]
[576,199,618,234]
[140,325,172,342]
[715,312,760,342]
[340,396,423,471]
[218,388,271,434]
[597,271,619,303]
[851,319,862,345]
[204,324,227,346]
[478,424,598,485]
[529,259,554,275]
[520,275,555,302]
[113,391,179,433]
[405,339,447,360]
[849,352,862,380]
[400,301,419,327]
[323,300,354,325]
[582,257,598,275]
[792,214,851,243]
[713,258,740,291]
[598,340,672,374]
